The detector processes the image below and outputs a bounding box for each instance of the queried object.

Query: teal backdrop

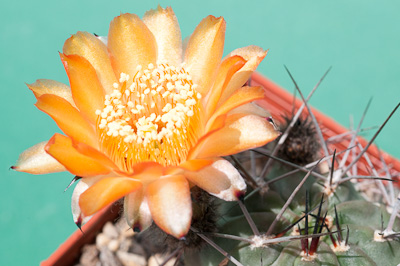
[1,0,399,265]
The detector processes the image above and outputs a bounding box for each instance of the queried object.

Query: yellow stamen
[96,63,203,171]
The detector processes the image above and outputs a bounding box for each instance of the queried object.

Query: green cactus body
[184,162,400,266]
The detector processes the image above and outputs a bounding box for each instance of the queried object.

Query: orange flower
[13,6,279,238]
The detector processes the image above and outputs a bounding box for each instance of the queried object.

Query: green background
[1,0,399,264]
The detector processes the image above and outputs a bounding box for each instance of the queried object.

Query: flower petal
[71,140,120,173]
[207,86,266,129]
[219,46,267,103]
[124,189,153,232]
[146,175,191,238]
[45,134,111,177]
[60,53,105,124]
[63,31,117,94]
[165,159,215,176]
[187,114,227,160]
[108,13,157,79]
[79,176,142,216]
[35,94,96,147]
[96,36,108,45]
[195,114,280,159]
[130,162,165,183]
[228,101,271,117]
[27,79,75,107]
[143,6,182,65]
[204,55,246,118]
[184,15,225,96]
[178,159,215,172]
[124,189,143,228]
[214,86,265,116]
[185,159,246,201]
[12,141,66,174]
[71,177,101,227]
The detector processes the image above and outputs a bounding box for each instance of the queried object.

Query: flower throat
[96,63,203,171]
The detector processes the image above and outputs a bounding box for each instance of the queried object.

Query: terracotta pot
[41,73,400,265]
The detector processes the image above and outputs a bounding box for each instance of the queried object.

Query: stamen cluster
[96,63,202,169]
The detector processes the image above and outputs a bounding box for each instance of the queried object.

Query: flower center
[96,63,203,171]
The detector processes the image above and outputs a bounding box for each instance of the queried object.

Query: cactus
[186,174,400,265]
[12,5,400,265]
[144,75,400,265]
